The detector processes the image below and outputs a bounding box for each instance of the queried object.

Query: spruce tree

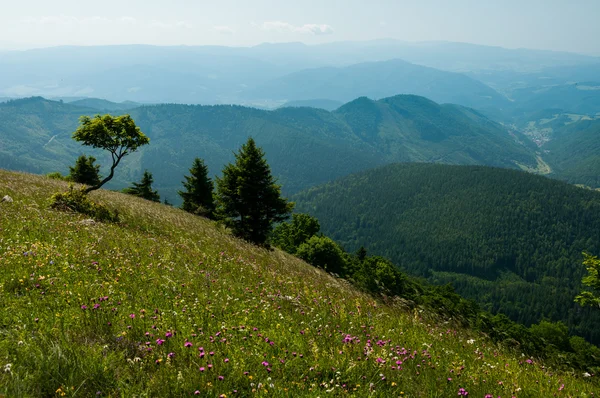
[178,158,215,218]
[123,170,160,202]
[69,155,102,186]
[216,137,294,245]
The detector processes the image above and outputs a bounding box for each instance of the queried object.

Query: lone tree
[69,155,102,186]
[575,253,600,309]
[178,157,215,218]
[123,170,160,202]
[72,114,149,193]
[216,137,293,245]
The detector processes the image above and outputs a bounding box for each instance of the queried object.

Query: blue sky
[1,0,599,54]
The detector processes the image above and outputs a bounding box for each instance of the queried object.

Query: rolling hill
[1,169,599,396]
[0,95,538,203]
[293,163,600,343]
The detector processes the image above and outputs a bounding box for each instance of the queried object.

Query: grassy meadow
[0,169,598,397]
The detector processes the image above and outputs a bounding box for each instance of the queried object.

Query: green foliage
[72,113,149,192]
[271,213,320,254]
[530,321,571,352]
[68,155,102,186]
[123,170,160,202]
[46,172,68,181]
[296,235,348,275]
[49,185,118,222]
[215,138,294,245]
[575,252,600,309]
[294,163,600,343]
[178,157,215,218]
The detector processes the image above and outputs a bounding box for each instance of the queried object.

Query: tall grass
[0,170,598,397]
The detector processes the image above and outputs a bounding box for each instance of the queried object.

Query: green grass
[0,169,598,397]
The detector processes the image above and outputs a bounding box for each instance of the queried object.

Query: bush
[50,185,118,222]
[296,235,347,275]
[47,172,69,181]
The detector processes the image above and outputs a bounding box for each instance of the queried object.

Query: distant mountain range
[293,162,600,343]
[1,41,598,113]
[0,95,537,203]
[246,59,510,109]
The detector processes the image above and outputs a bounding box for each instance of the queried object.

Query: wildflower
[457,388,469,396]
[81,305,88,310]
[194,391,201,395]
[559,384,565,391]
[199,367,205,372]
[156,339,165,345]
[224,358,229,363]
[184,342,193,348]
[218,376,224,381]
[129,313,135,319]
[168,352,175,358]
[166,332,173,338]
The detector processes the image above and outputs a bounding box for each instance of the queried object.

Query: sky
[1,0,599,55]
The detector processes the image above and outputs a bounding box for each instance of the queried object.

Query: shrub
[50,185,118,222]
[47,172,69,181]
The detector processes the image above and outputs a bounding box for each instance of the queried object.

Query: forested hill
[0,95,537,202]
[294,163,600,343]
[544,119,600,188]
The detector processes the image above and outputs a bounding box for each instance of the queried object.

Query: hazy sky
[1,0,599,55]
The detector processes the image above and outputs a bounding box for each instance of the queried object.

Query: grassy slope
[0,170,597,397]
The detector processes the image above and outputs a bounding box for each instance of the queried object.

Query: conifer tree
[69,155,102,186]
[178,157,215,218]
[215,137,294,245]
[123,170,160,202]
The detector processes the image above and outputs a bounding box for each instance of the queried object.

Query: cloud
[259,21,334,35]
[214,25,235,35]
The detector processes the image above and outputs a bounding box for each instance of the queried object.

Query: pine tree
[216,137,294,245]
[123,170,160,202]
[178,158,215,218]
[69,155,102,186]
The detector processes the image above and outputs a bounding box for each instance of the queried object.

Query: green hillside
[294,163,600,343]
[1,169,599,396]
[544,119,600,188]
[0,95,537,203]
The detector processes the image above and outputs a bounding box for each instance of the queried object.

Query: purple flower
[224,358,229,363]
[199,367,205,372]
[168,352,175,358]
[165,332,173,338]
[81,305,88,310]
[184,341,193,348]
[129,313,135,319]
[218,376,224,381]
[156,339,165,346]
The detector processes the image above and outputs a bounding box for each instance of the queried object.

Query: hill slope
[294,163,600,343]
[544,119,600,188]
[1,169,598,396]
[0,96,537,203]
